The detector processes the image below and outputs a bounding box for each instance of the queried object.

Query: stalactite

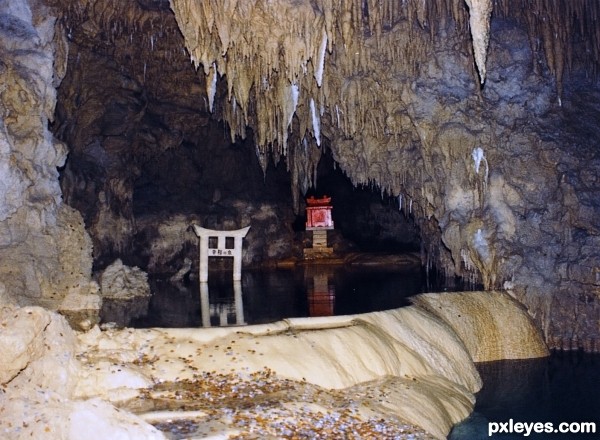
[464,0,493,84]
[163,0,600,248]
[494,0,600,100]
[169,0,470,158]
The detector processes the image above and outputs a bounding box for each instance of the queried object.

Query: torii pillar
[192,225,251,282]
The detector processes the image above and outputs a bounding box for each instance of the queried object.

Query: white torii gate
[192,225,250,282]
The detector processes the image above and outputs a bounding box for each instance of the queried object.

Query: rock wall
[0,0,97,308]
[329,19,600,351]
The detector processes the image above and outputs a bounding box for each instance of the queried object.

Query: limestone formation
[1,0,599,370]
[464,0,493,84]
[413,291,550,362]
[0,291,549,439]
[0,305,164,439]
[0,0,97,310]
[99,259,151,300]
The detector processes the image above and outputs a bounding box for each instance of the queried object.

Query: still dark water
[102,264,443,328]
[450,353,600,439]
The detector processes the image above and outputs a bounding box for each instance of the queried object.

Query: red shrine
[305,195,334,230]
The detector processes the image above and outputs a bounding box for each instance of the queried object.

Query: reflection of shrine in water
[197,265,339,327]
[302,195,338,316]
[304,265,336,317]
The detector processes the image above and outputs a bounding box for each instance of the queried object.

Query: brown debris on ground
[130,368,435,439]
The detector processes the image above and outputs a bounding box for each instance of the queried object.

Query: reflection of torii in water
[199,281,245,327]
[192,225,250,327]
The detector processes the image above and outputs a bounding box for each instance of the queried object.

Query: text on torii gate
[207,236,235,256]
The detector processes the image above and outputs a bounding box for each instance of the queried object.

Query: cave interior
[3,1,600,438]
[52,7,423,276]
[1,0,600,351]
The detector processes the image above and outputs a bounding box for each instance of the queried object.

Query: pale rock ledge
[0,290,547,439]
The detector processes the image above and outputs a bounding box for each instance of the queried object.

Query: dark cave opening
[131,125,294,218]
[297,152,421,253]
[49,5,427,280]
[126,129,423,275]
[56,110,425,276]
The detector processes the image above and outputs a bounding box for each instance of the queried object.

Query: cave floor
[125,370,435,439]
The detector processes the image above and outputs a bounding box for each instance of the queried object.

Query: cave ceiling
[49,0,600,275]
[50,0,600,273]
[51,0,600,204]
